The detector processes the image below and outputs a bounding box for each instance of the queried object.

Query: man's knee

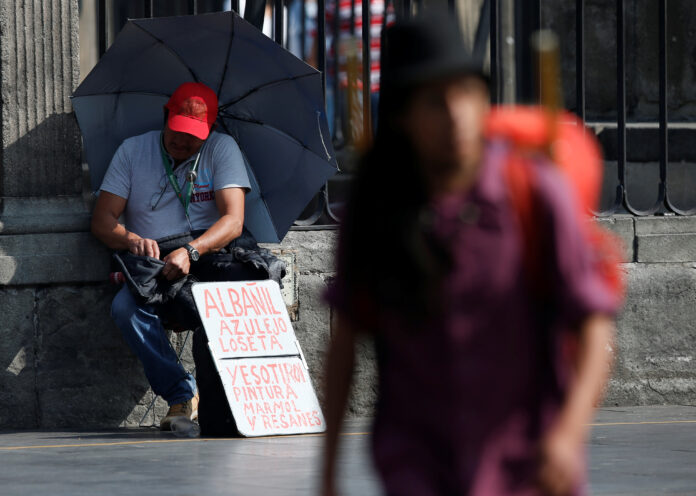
[111,287,138,327]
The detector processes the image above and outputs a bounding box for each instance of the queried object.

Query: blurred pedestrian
[321,15,622,496]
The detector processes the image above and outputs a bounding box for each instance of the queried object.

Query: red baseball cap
[164,82,218,140]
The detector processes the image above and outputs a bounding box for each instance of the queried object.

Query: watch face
[186,244,200,262]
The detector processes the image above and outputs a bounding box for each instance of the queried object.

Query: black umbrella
[73,11,337,243]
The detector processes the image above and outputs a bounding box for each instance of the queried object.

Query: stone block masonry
[2,219,696,429]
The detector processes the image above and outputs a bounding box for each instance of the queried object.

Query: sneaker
[160,393,199,431]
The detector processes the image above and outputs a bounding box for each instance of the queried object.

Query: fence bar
[576,0,585,121]
[300,0,307,59]
[189,0,199,15]
[362,0,372,139]
[332,0,342,142]
[145,0,154,17]
[514,0,540,102]
[274,0,285,45]
[658,0,692,213]
[231,0,240,13]
[402,0,411,20]
[489,0,500,104]
[616,0,627,206]
[616,0,659,214]
[659,0,668,194]
[317,0,327,96]
[98,0,107,56]
[350,0,357,36]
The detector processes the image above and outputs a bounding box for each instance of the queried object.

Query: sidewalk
[0,406,694,495]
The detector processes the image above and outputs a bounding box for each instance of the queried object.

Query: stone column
[0,0,109,285]
[0,0,116,430]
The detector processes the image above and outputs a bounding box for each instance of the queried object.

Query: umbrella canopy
[73,11,337,243]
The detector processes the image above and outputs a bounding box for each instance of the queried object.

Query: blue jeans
[111,285,197,406]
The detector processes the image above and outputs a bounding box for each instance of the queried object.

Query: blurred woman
[321,15,622,496]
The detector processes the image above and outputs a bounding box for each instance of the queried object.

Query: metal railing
[522,0,692,216]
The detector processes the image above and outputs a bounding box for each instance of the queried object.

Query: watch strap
[184,243,199,261]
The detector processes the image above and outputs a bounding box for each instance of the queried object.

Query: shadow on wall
[1,112,82,199]
[0,284,159,430]
[0,105,178,429]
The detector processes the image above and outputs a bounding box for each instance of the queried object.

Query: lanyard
[159,134,202,218]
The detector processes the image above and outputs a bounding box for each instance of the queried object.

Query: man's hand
[161,247,191,281]
[127,236,161,259]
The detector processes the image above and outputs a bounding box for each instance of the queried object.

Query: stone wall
[598,216,696,406]
[3,218,696,430]
[0,229,368,430]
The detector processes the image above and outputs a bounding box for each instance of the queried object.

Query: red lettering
[270,335,282,351]
[233,387,243,402]
[251,365,261,385]
[267,363,280,383]
[216,288,234,317]
[241,287,260,316]
[239,365,251,385]
[263,287,283,315]
[249,289,268,315]
[227,289,244,316]
[293,364,307,382]
[247,335,258,352]
[203,289,222,318]
[219,320,232,336]
[285,384,298,399]
[260,366,271,384]
[228,366,240,385]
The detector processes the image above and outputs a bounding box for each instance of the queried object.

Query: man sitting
[91,82,277,431]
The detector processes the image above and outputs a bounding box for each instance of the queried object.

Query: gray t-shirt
[100,130,250,240]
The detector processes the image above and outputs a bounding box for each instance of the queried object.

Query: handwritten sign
[218,356,325,436]
[192,281,298,358]
[192,281,326,437]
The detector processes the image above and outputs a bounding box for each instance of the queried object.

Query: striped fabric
[324,0,395,93]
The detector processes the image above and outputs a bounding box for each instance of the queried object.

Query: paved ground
[0,406,694,495]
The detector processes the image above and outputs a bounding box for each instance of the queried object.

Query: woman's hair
[335,86,452,329]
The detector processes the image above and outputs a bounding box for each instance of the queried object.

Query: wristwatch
[184,243,200,262]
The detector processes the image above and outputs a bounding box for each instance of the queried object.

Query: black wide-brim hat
[380,13,489,90]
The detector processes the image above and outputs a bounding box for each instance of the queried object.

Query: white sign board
[192,280,326,437]
[218,356,325,436]
[192,280,298,358]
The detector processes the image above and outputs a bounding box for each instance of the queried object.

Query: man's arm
[160,187,245,281]
[91,191,161,259]
[537,313,615,496]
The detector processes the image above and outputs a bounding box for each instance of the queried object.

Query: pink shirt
[330,142,620,495]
